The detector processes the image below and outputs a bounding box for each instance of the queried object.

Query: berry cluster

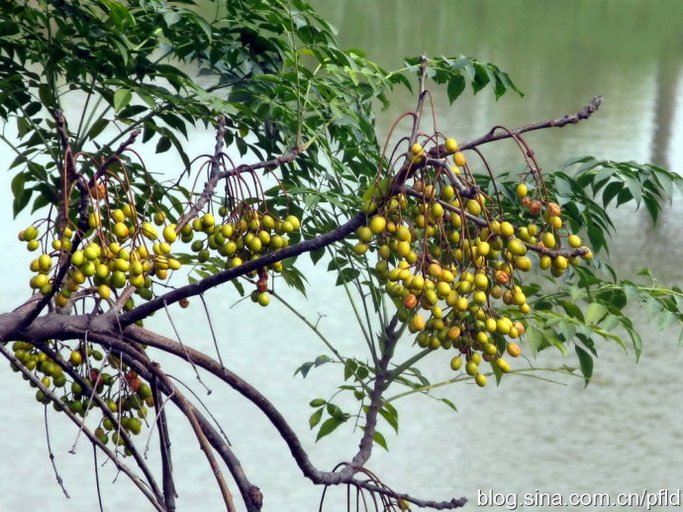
[354,138,592,385]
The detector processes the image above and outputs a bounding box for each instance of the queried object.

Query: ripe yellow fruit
[113,222,129,239]
[542,232,556,249]
[473,273,488,290]
[409,314,426,332]
[163,225,177,243]
[444,138,458,153]
[202,213,215,228]
[475,373,487,387]
[431,202,445,219]
[285,215,301,231]
[121,203,136,218]
[352,243,368,255]
[450,356,463,371]
[409,142,424,155]
[516,183,528,198]
[506,342,522,357]
[453,151,467,167]
[356,226,373,243]
[553,255,569,270]
[500,221,514,237]
[466,199,482,216]
[568,234,582,248]
[369,215,386,235]
[515,256,532,271]
[441,184,455,201]
[549,215,563,229]
[98,284,112,300]
[396,225,412,242]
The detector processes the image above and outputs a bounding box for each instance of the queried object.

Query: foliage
[0,1,682,511]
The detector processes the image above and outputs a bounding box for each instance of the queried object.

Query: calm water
[1,2,683,511]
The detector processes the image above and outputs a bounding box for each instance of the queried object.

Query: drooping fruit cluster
[10,340,152,452]
[355,138,592,386]
[19,198,302,311]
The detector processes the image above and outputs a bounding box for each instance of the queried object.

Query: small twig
[44,405,71,498]
[163,300,212,394]
[199,292,224,368]
[93,445,105,512]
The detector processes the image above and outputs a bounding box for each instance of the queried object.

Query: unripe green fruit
[70,251,85,267]
[83,245,99,261]
[256,292,270,307]
[507,239,527,256]
[111,271,127,288]
[31,274,49,290]
[96,263,110,279]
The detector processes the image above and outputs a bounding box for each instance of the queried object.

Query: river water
[1,2,683,511]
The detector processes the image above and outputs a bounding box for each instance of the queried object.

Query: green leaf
[373,431,388,451]
[446,75,465,104]
[316,416,344,441]
[326,403,346,420]
[574,344,594,386]
[309,408,323,429]
[113,88,132,112]
[309,398,327,407]
[85,118,109,141]
[439,397,458,412]
[379,404,399,433]
[13,189,32,218]
[10,172,25,200]
[155,135,172,153]
[525,325,544,355]
[585,303,608,324]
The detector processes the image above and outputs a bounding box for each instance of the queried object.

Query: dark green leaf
[574,344,594,386]
[309,408,323,429]
[316,416,344,441]
[446,75,465,104]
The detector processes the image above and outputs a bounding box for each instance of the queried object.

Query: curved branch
[459,96,603,151]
